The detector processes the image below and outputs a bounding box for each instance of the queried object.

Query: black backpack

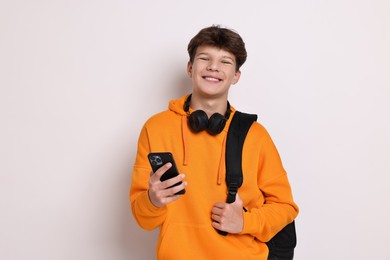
[218,111,297,260]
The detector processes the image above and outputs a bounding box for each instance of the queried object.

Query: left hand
[211,193,244,234]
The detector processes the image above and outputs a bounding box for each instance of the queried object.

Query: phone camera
[150,155,163,166]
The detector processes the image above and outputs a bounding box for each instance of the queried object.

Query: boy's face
[187,45,241,100]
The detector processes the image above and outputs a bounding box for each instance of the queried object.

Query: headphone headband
[183,94,231,135]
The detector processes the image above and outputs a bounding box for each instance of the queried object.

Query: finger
[150,163,172,184]
[161,180,187,196]
[214,202,225,209]
[235,193,243,203]
[231,194,243,208]
[211,206,223,215]
[148,186,183,208]
[171,180,187,194]
[160,174,185,189]
[212,221,223,231]
[211,213,221,223]
[153,162,172,180]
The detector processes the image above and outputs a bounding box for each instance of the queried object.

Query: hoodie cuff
[241,209,261,235]
[139,190,167,215]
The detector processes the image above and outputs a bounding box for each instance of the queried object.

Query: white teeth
[204,77,219,82]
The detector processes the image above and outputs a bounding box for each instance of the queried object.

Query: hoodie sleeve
[241,131,299,242]
[129,125,167,230]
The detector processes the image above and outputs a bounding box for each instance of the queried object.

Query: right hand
[148,163,187,208]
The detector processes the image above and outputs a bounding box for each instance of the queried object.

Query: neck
[189,93,228,118]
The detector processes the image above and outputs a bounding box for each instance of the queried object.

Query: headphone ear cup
[188,110,209,133]
[207,113,227,135]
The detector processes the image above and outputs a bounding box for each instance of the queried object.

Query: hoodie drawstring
[217,134,227,185]
[174,95,232,185]
[181,115,189,166]
[182,113,225,185]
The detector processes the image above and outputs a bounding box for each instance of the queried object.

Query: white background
[1,0,389,259]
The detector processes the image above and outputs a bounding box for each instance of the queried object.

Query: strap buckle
[226,182,238,203]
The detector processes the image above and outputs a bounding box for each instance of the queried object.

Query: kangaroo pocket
[157,222,268,260]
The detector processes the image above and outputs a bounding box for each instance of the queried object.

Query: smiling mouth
[203,76,221,82]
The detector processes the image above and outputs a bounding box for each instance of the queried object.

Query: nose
[207,61,219,71]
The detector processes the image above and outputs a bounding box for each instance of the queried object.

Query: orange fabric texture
[130,95,299,260]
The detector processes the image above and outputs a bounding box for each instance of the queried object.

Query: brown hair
[187,25,247,71]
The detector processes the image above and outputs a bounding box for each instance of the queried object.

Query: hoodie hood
[168,94,189,117]
[168,94,236,185]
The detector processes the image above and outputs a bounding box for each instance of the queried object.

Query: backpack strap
[218,111,297,259]
[218,111,257,236]
[225,111,258,203]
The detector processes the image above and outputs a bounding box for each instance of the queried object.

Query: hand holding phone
[148,152,186,195]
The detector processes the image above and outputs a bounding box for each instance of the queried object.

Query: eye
[198,57,209,61]
[222,60,232,65]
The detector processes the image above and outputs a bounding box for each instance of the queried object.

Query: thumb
[234,193,243,206]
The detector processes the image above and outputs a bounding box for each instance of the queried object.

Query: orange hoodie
[130,95,299,260]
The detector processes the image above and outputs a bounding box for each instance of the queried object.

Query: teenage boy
[130,25,299,259]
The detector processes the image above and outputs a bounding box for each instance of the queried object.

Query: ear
[187,61,193,78]
[232,70,241,85]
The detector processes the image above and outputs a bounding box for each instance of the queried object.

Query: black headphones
[184,94,231,135]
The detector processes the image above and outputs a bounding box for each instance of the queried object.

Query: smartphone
[148,152,185,195]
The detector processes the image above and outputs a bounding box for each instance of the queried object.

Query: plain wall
[1,0,389,259]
